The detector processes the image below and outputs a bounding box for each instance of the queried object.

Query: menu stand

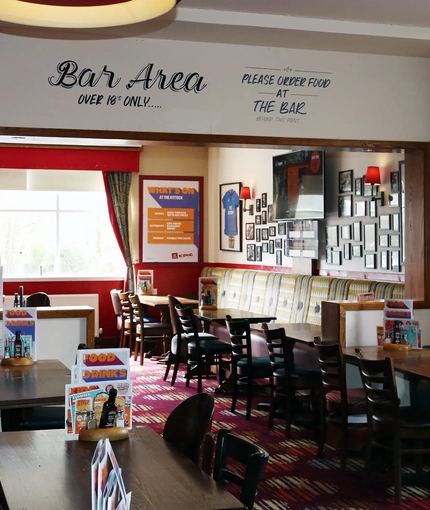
[79,426,129,442]
[1,357,34,366]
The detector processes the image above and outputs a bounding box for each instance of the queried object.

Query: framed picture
[262,228,269,240]
[276,250,282,266]
[275,238,282,249]
[353,221,362,241]
[354,200,366,217]
[255,198,261,213]
[338,195,352,217]
[219,181,242,252]
[255,215,261,225]
[365,253,376,269]
[269,226,276,237]
[332,251,341,265]
[278,222,286,235]
[269,239,274,254]
[363,183,372,197]
[339,170,353,193]
[341,224,351,240]
[262,210,267,224]
[262,242,269,253]
[343,242,351,260]
[261,193,267,208]
[326,248,332,264]
[352,245,362,258]
[379,234,389,247]
[268,204,274,222]
[389,193,399,207]
[379,214,391,230]
[246,244,255,261]
[364,223,376,251]
[354,177,363,196]
[245,222,255,240]
[369,200,377,218]
[255,228,261,243]
[255,245,262,262]
[390,233,400,247]
[390,171,400,192]
[326,225,339,247]
[392,213,400,231]
[391,250,400,272]
[380,251,389,270]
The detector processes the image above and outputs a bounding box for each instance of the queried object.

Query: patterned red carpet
[130,359,430,510]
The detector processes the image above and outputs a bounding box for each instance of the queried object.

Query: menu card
[92,438,131,510]
[136,269,154,295]
[383,299,421,348]
[198,277,218,309]
[65,380,133,436]
[72,348,131,384]
[1,307,37,361]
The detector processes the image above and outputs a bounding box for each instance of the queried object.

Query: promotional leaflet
[73,348,131,384]
[91,438,131,510]
[1,307,37,361]
[383,299,421,348]
[136,269,154,295]
[65,379,133,435]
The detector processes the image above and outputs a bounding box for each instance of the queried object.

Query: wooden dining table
[195,307,277,333]
[0,359,70,409]
[0,426,245,510]
[139,295,199,323]
[251,322,321,346]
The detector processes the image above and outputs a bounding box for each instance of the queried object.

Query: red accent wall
[0,147,139,172]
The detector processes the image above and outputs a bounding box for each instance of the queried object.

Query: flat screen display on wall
[272,150,325,220]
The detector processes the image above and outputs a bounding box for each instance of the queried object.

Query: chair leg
[317,403,327,458]
[394,441,402,504]
[246,377,253,421]
[268,386,276,428]
[163,356,172,381]
[340,425,348,471]
[139,339,144,366]
[231,366,238,413]
[171,356,180,386]
[284,390,294,437]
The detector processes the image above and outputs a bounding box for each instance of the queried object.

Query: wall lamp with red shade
[239,186,254,215]
[364,166,381,198]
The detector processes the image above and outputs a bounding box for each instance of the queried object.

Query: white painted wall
[1,34,430,141]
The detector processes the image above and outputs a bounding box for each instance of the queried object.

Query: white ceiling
[1,0,430,146]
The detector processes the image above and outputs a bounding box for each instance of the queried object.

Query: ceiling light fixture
[0,0,181,29]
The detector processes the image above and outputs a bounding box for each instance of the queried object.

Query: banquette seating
[201,267,405,364]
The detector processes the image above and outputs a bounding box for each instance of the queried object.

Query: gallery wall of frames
[232,152,404,273]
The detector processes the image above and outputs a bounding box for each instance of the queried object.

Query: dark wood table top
[195,308,276,324]
[343,346,430,379]
[0,359,70,409]
[0,427,245,510]
[138,295,199,308]
[251,322,321,345]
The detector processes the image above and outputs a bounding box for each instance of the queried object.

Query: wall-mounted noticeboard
[139,176,203,263]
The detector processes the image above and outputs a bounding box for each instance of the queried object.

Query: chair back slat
[225,316,253,363]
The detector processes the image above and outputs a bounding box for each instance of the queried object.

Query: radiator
[3,293,99,333]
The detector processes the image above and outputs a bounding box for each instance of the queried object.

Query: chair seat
[237,356,272,379]
[274,366,321,381]
[326,387,367,414]
[188,337,232,355]
[373,406,430,430]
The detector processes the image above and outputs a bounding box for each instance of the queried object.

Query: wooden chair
[175,305,232,393]
[118,291,135,350]
[212,429,269,510]
[128,294,171,365]
[163,295,188,385]
[225,316,271,420]
[356,353,430,504]
[313,337,367,471]
[261,324,321,437]
[163,393,215,466]
[22,292,50,307]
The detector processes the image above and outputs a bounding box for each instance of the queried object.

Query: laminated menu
[198,277,218,309]
[72,348,131,384]
[1,307,37,361]
[91,438,131,510]
[65,380,133,436]
[383,299,421,349]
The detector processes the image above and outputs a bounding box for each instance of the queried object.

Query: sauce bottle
[98,388,118,428]
[14,331,22,358]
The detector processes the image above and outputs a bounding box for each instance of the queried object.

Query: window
[0,172,125,278]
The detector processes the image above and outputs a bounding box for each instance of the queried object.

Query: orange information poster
[141,178,201,263]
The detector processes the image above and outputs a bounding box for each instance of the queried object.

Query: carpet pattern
[130,359,430,510]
